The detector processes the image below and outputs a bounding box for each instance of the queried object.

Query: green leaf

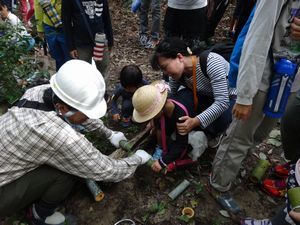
[178,215,190,223]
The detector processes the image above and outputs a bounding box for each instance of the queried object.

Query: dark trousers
[281,94,300,162]
[0,166,76,216]
[121,98,133,119]
[197,94,235,137]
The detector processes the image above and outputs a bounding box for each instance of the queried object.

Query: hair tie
[187,47,193,55]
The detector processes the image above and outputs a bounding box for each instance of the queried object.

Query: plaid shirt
[0,85,141,187]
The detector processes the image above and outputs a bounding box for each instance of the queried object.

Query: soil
[66,1,286,224]
[1,1,287,225]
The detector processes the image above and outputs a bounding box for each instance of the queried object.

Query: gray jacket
[237,0,300,105]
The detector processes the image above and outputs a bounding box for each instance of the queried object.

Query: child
[111,65,148,127]
[0,0,35,50]
[132,80,208,173]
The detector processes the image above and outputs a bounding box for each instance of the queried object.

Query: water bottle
[131,0,141,13]
[93,33,106,61]
[264,58,298,118]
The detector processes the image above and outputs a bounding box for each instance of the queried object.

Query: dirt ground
[1,1,287,224]
[65,1,286,225]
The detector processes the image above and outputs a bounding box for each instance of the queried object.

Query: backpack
[199,41,235,78]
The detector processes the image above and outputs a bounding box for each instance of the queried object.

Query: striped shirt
[0,84,142,187]
[169,52,237,128]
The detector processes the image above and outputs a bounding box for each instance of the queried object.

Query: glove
[134,149,151,164]
[108,131,127,148]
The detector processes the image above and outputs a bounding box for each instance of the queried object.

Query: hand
[176,116,200,135]
[108,131,127,148]
[151,160,162,173]
[232,103,252,121]
[134,149,151,164]
[289,210,300,222]
[291,17,300,40]
[38,32,44,40]
[70,50,78,59]
[112,113,120,121]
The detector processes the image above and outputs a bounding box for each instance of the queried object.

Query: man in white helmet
[0,59,151,225]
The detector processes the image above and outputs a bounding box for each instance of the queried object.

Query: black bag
[199,41,235,78]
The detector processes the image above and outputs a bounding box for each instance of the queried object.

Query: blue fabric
[43,24,71,71]
[26,37,35,51]
[228,4,256,88]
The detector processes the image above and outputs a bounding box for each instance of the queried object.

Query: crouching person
[132,80,207,174]
[0,60,151,224]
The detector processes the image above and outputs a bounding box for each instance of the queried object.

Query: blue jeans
[43,24,70,71]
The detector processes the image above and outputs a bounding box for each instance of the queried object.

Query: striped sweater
[169,52,237,128]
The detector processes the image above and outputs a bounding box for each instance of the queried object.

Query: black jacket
[62,0,113,51]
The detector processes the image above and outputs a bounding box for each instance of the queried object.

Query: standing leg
[254,92,297,145]
[139,0,151,45]
[26,0,34,22]
[150,0,161,41]
[210,91,267,191]
[19,0,28,22]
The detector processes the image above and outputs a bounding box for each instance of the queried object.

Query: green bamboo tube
[85,179,105,202]
[119,140,134,152]
[168,179,191,200]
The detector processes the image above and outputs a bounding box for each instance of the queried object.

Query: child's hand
[112,113,120,121]
[289,210,300,222]
[151,160,162,173]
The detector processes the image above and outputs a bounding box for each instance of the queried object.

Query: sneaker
[261,178,286,197]
[272,163,290,178]
[121,117,131,128]
[27,204,76,225]
[139,34,149,47]
[145,39,159,49]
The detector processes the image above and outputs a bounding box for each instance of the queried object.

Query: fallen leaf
[252,152,260,159]
[259,152,267,160]
[266,138,282,147]
[219,210,230,218]
[267,149,273,155]
[269,129,281,139]
[190,199,198,208]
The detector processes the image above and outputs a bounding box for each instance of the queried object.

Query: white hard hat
[50,59,107,119]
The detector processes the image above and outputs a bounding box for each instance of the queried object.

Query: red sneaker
[273,163,290,178]
[261,178,286,197]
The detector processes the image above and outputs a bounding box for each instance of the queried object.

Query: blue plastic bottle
[131,0,141,13]
[264,59,298,118]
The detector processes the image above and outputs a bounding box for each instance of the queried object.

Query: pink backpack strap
[169,99,189,117]
[160,99,189,154]
[160,114,167,154]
